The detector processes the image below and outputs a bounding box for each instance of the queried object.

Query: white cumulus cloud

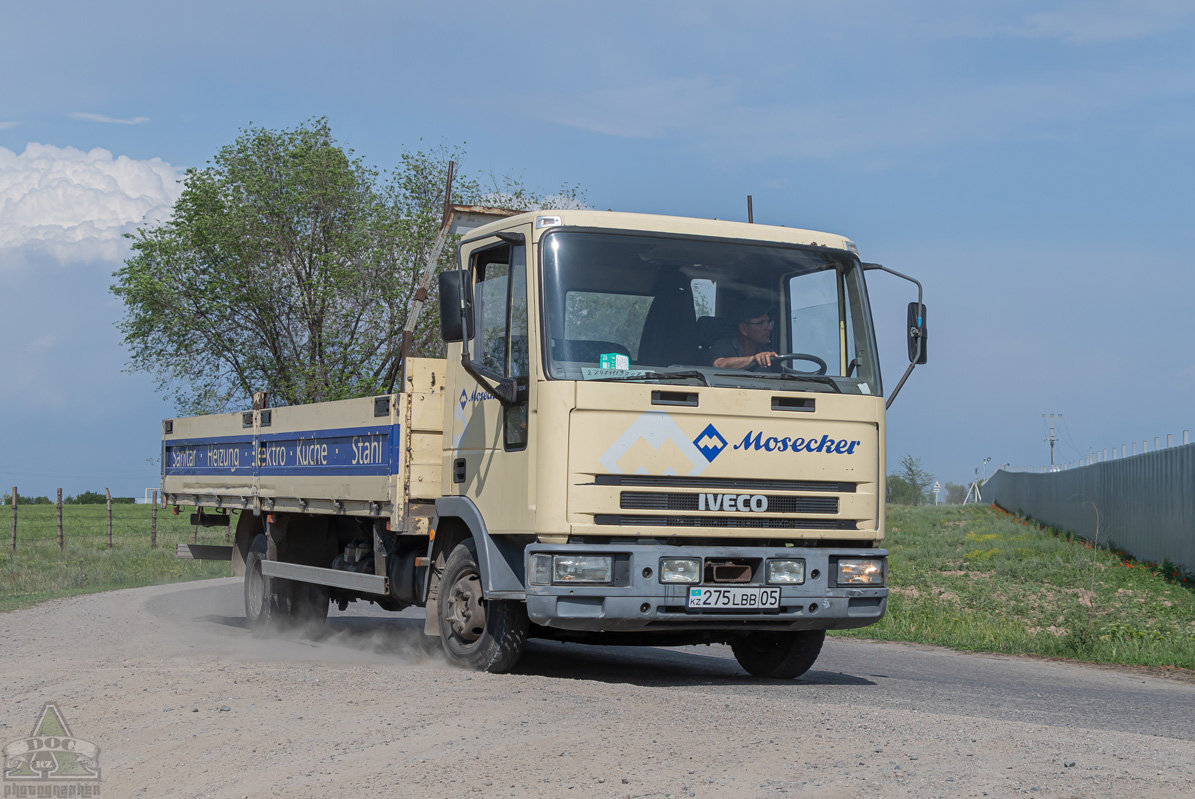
[68,112,151,125]
[0,143,183,265]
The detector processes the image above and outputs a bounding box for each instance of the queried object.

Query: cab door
[450,230,535,535]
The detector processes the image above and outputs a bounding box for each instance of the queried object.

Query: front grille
[593,474,855,493]
[595,515,858,530]
[620,491,838,514]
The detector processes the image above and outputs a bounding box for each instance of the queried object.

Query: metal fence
[984,444,1195,572]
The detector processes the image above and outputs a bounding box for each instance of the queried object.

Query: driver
[710,301,779,370]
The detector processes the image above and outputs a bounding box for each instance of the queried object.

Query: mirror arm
[459,356,517,405]
[885,363,916,410]
[864,263,925,409]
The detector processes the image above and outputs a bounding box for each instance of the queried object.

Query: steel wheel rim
[247,561,265,617]
[446,571,486,643]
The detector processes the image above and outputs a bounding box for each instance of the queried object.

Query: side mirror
[906,302,927,364]
[438,271,473,342]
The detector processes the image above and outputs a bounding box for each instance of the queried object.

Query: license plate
[687,586,781,610]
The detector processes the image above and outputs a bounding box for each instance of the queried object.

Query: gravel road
[2,578,1192,798]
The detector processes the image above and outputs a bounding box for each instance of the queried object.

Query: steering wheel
[773,353,828,376]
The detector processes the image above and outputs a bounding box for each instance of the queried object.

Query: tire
[243,534,274,633]
[243,533,329,637]
[437,540,528,673]
[730,630,826,679]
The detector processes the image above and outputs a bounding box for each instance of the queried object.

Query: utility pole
[1043,413,1060,466]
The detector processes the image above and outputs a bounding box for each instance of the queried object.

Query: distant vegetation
[886,454,934,505]
[3,491,135,505]
[833,504,1195,671]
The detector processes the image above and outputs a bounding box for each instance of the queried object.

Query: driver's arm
[713,351,778,369]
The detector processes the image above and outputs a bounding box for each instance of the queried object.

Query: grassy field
[0,504,231,612]
[832,504,1195,671]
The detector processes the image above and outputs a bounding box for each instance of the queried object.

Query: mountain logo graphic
[692,423,728,462]
[3,702,100,782]
[459,389,468,410]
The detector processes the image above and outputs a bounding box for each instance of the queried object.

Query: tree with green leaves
[886,454,934,505]
[113,118,581,414]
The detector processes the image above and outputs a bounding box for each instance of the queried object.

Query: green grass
[832,504,1195,671]
[0,504,231,612]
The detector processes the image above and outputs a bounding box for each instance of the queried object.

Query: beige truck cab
[163,208,926,677]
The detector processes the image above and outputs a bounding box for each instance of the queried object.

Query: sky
[2,0,1194,498]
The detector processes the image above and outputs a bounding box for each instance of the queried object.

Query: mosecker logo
[4,702,100,794]
[692,423,728,463]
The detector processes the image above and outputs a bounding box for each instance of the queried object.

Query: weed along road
[1,579,1192,798]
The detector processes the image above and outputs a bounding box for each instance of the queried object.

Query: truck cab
[429,210,922,674]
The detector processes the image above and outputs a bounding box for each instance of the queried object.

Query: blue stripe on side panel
[164,425,400,478]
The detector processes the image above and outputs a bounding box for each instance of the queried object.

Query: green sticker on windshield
[599,352,630,370]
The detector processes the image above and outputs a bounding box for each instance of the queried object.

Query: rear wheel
[243,534,274,633]
[731,630,825,679]
[437,540,528,672]
[243,533,329,637]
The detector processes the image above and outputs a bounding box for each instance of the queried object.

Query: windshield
[541,230,881,396]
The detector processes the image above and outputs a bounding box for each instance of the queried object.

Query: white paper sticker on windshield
[582,368,649,380]
[858,382,871,395]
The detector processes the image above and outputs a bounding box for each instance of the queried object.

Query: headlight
[836,558,885,586]
[660,558,701,584]
[552,555,613,584]
[766,559,805,585]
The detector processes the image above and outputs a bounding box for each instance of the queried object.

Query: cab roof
[462,209,857,254]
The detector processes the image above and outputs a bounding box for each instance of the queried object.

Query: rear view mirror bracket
[862,263,926,409]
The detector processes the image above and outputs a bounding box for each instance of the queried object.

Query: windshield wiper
[714,372,843,393]
[593,370,710,387]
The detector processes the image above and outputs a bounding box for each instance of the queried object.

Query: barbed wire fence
[6,486,234,555]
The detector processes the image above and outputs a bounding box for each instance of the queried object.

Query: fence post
[1167,433,1174,448]
[151,491,158,548]
[10,487,16,552]
[56,488,63,551]
[1186,430,1190,445]
[105,488,112,548]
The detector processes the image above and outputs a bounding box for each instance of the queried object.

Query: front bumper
[525,543,887,632]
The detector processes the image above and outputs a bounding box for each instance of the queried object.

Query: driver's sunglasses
[745,317,774,329]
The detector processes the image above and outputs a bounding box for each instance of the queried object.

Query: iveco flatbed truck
[163,208,926,676]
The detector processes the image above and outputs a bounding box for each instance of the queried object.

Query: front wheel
[437,540,528,672]
[731,630,825,679]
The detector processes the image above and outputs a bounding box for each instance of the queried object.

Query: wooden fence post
[56,488,63,551]
[151,490,158,548]
[105,488,112,548]
[10,487,16,552]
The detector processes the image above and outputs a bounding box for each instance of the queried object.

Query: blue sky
[2,0,1194,497]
